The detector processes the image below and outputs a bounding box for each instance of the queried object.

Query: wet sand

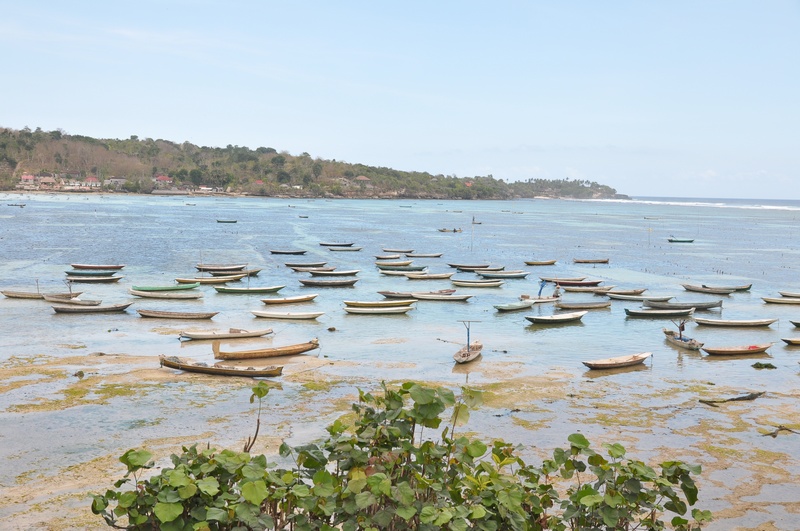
[1,350,798,530]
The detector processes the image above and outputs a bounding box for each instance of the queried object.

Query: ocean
[1,193,799,529]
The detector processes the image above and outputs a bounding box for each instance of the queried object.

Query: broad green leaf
[120,449,153,470]
[242,480,268,505]
[419,505,437,524]
[434,507,454,526]
[604,442,626,459]
[355,491,377,509]
[291,484,311,497]
[205,507,229,522]
[450,404,470,427]
[396,506,416,520]
[466,440,487,458]
[567,433,590,450]
[470,505,487,519]
[177,483,197,499]
[154,501,184,523]
[579,493,604,507]
[394,481,415,506]
[196,477,219,496]
[117,491,137,509]
[409,384,437,405]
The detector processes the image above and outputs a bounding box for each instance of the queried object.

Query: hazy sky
[2,1,797,199]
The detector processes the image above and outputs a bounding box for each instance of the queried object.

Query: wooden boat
[644,299,722,310]
[383,248,413,253]
[375,260,413,267]
[381,269,427,276]
[319,242,353,247]
[41,295,101,306]
[64,269,119,277]
[216,219,237,223]
[131,283,200,291]
[411,292,473,301]
[209,268,262,277]
[477,271,529,279]
[681,284,735,295]
[519,295,560,304]
[251,310,324,319]
[539,276,586,283]
[290,266,336,273]
[460,266,504,272]
[607,293,673,302]
[196,264,247,272]
[779,291,800,298]
[378,289,455,299]
[562,285,616,293]
[71,263,125,270]
[662,328,703,350]
[583,352,652,370]
[556,301,611,310]
[270,249,307,255]
[299,278,358,287]
[375,254,401,260]
[404,272,454,280]
[453,341,482,364]
[3,290,82,299]
[344,306,414,315]
[438,228,462,233]
[551,279,603,287]
[405,253,443,258]
[343,300,417,311]
[261,294,318,304]
[605,289,647,296]
[451,279,504,287]
[328,246,363,252]
[625,308,694,318]
[667,237,694,243]
[524,259,557,266]
[494,300,535,312]
[694,317,777,327]
[160,355,282,377]
[703,283,752,292]
[214,285,285,294]
[377,265,428,272]
[762,297,800,305]
[702,343,773,356]
[308,269,360,276]
[285,261,327,268]
[176,274,246,284]
[138,309,218,319]
[179,328,273,340]
[214,339,320,360]
[447,263,490,269]
[525,311,588,324]
[780,338,800,345]
[52,302,133,313]
[129,289,204,299]
[65,275,123,283]
[573,258,609,264]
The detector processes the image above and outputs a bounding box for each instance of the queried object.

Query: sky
[1,1,798,199]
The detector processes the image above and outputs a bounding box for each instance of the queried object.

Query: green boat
[214,285,285,294]
[64,270,119,277]
[130,282,201,291]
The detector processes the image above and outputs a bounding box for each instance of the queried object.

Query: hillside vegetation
[0,126,625,199]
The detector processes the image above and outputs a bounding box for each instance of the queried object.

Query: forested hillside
[0,127,625,199]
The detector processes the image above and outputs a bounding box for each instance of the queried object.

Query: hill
[0,126,626,199]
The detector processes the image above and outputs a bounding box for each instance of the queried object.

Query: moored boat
[583,352,652,370]
[453,341,482,364]
[176,274,247,284]
[405,253,443,258]
[160,355,283,377]
[344,299,417,308]
[694,317,777,327]
[196,264,247,272]
[701,343,773,356]
[179,328,273,340]
[411,292,473,301]
[625,307,695,318]
[285,261,327,268]
[539,276,586,283]
[494,300,535,312]
[213,338,320,360]
[562,285,616,293]
[643,299,722,310]
[524,259,557,266]
[556,301,612,310]
[214,285,285,294]
[525,311,588,324]
[607,293,673,302]
[319,242,353,247]
[251,310,325,319]
[129,289,204,299]
[375,260,413,267]
[762,297,800,305]
[299,278,358,287]
[308,269,360,276]
[209,268,262,277]
[451,279,504,287]
[41,295,101,306]
[477,271,529,279]
[404,272,454,280]
[383,248,413,253]
[138,309,218,319]
[681,284,735,295]
[270,249,306,255]
[261,294,318,304]
[70,263,125,270]
[344,306,414,315]
[378,289,455,299]
[64,269,120,277]
[328,246,363,252]
[702,283,752,292]
[52,302,132,313]
[131,283,200,291]
[3,290,82,299]
[667,237,694,243]
[447,263,490,270]
[65,275,123,283]
[780,338,800,346]
[573,258,609,264]
[662,328,703,350]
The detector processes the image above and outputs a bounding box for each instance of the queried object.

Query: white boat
[525,311,588,324]
[261,294,318,304]
[129,289,204,299]
[583,352,651,370]
[251,310,325,320]
[453,341,483,364]
[624,308,695,318]
[344,306,414,315]
[343,299,417,308]
[411,292,473,301]
[762,297,800,305]
[404,272,454,280]
[451,279,504,287]
[179,328,273,340]
[494,300,535,312]
[702,343,772,355]
[694,317,777,327]
[606,293,673,302]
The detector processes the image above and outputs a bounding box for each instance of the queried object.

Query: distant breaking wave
[583,197,800,212]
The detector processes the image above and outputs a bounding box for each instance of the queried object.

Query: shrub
[91,382,711,530]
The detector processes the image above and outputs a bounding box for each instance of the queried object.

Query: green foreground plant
[91,382,711,530]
